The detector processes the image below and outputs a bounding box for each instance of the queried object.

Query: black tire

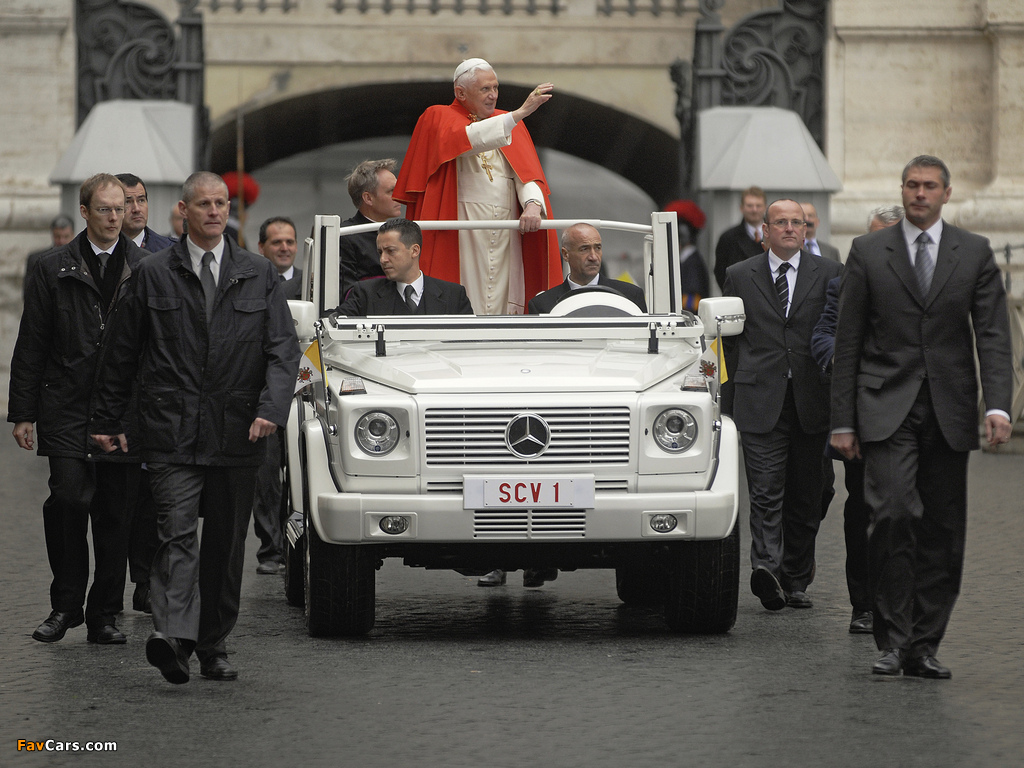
[284,533,305,608]
[305,521,376,637]
[615,564,667,606]
[664,523,740,634]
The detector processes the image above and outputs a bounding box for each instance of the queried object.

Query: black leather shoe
[872,648,905,676]
[523,569,558,588]
[750,567,786,611]
[32,610,84,643]
[200,656,238,681]
[904,655,951,679]
[849,610,873,634]
[146,633,190,684]
[132,582,152,613]
[87,624,127,644]
[477,569,507,587]
[256,561,286,575]
[785,590,813,609]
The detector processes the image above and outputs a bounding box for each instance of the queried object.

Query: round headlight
[653,408,697,453]
[355,411,400,456]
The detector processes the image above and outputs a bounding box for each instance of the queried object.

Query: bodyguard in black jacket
[91,172,300,684]
[8,174,146,645]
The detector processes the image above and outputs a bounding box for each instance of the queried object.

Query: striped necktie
[775,262,790,313]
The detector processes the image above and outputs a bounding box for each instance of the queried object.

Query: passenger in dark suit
[340,159,403,299]
[723,199,843,612]
[831,156,1012,679]
[713,185,767,290]
[527,223,647,315]
[250,216,304,577]
[336,217,474,317]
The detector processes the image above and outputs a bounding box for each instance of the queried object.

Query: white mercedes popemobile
[283,213,745,636]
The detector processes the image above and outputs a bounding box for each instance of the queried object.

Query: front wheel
[663,524,740,634]
[305,521,375,637]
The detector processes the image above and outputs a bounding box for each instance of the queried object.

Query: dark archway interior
[211,81,680,206]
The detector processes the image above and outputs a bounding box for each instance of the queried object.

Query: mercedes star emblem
[504,413,551,458]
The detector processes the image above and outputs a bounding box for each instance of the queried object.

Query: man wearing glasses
[9,173,146,645]
[722,199,842,612]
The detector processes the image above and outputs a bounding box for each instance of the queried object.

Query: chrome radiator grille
[424,407,631,466]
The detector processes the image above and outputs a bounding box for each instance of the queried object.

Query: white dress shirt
[185,236,225,285]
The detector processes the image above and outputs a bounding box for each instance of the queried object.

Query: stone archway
[210,81,680,206]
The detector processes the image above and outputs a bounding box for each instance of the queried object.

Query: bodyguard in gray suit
[831,155,1012,679]
[723,199,843,612]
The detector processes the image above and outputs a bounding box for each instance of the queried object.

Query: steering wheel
[548,285,644,317]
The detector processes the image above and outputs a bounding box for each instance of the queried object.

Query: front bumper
[313,487,736,544]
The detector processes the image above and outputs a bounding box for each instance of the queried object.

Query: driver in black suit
[527,223,647,314]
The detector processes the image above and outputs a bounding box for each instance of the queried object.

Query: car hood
[323,339,704,394]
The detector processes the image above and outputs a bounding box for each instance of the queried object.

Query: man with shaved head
[527,223,646,314]
[91,171,300,685]
[722,199,842,614]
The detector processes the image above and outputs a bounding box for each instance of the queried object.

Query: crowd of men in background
[7,52,1014,687]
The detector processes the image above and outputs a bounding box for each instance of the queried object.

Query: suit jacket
[722,250,843,435]
[339,211,385,298]
[142,226,176,253]
[806,239,841,262]
[336,275,474,317]
[714,221,764,289]
[281,267,303,301]
[527,275,647,314]
[831,221,1011,452]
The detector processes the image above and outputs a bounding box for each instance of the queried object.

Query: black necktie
[775,262,790,313]
[279,273,286,283]
[200,252,217,321]
[914,232,934,296]
[97,252,110,279]
[404,284,417,313]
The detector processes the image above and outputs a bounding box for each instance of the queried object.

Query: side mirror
[288,300,319,343]
[697,296,745,339]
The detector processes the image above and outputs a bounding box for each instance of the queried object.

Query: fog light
[649,514,678,533]
[379,516,410,535]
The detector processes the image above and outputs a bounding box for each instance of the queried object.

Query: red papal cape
[394,100,561,302]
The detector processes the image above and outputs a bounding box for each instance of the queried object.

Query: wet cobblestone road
[1,437,1022,767]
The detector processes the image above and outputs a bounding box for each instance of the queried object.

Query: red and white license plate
[463,476,595,509]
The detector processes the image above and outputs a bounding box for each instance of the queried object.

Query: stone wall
[828,0,1024,280]
[0,0,76,409]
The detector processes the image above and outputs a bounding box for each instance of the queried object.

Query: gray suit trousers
[146,463,256,660]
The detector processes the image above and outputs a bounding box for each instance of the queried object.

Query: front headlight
[653,408,698,453]
[355,411,400,455]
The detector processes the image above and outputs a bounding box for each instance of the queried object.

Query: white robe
[456,114,545,315]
